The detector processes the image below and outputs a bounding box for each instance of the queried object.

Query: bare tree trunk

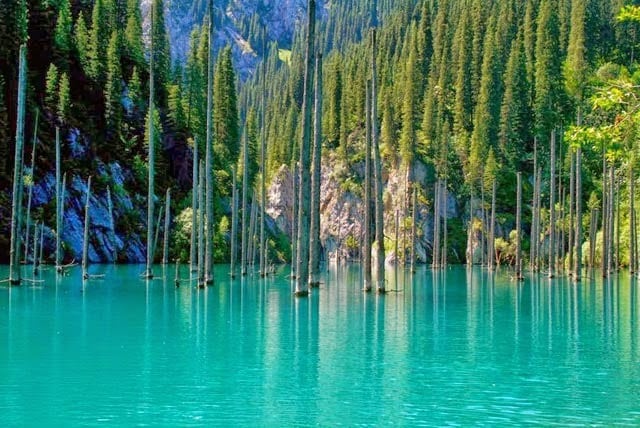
[190,142,198,272]
[433,180,440,269]
[530,138,538,271]
[241,131,249,277]
[589,209,598,269]
[467,193,474,266]
[294,0,317,296]
[162,188,171,265]
[410,186,417,273]
[371,28,385,293]
[32,221,39,276]
[442,179,448,268]
[55,127,62,271]
[601,150,608,277]
[197,160,205,286]
[291,163,298,278]
[516,172,523,281]
[107,186,116,262]
[8,45,27,285]
[568,150,575,275]
[82,176,92,280]
[309,53,323,287]
[608,166,615,274]
[394,209,399,266]
[363,79,373,289]
[260,55,268,278]
[145,1,156,280]
[615,174,620,272]
[630,161,636,274]
[489,180,496,271]
[548,130,557,278]
[204,0,215,285]
[230,165,238,278]
[38,223,44,271]
[24,110,38,263]
[480,181,486,267]
[574,146,582,282]
[57,173,67,270]
[153,205,164,262]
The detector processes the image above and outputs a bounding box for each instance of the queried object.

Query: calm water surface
[1,264,640,426]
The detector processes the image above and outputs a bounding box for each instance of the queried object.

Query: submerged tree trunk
[197,160,205,286]
[433,180,440,270]
[291,163,298,278]
[410,186,417,274]
[24,110,38,263]
[489,180,496,271]
[55,126,62,271]
[162,188,171,265]
[204,0,215,285]
[230,165,238,278]
[630,159,636,274]
[601,150,608,277]
[32,221,39,276]
[589,208,598,269]
[309,53,323,287]
[145,1,156,280]
[516,172,523,281]
[241,132,249,277]
[8,45,27,285]
[190,143,198,272]
[152,205,164,262]
[260,58,268,278]
[574,147,582,282]
[107,186,116,262]
[371,27,385,293]
[608,166,615,274]
[530,138,538,271]
[82,176,92,280]
[568,151,575,275]
[363,80,373,290]
[294,0,316,296]
[442,179,448,268]
[548,131,557,278]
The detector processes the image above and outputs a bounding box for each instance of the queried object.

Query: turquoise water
[1,264,639,426]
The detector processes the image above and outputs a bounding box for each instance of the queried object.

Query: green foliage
[124,0,144,66]
[74,12,90,72]
[57,72,70,123]
[105,31,122,128]
[45,63,59,114]
[54,0,72,59]
[88,0,108,81]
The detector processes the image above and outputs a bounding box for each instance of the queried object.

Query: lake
[1,264,639,426]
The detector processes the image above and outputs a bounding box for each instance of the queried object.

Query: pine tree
[534,0,564,145]
[88,0,108,81]
[45,63,60,115]
[124,0,144,66]
[58,72,70,123]
[213,47,240,169]
[54,0,73,60]
[168,82,186,130]
[128,66,142,111]
[151,0,171,107]
[105,31,122,128]
[75,12,90,72]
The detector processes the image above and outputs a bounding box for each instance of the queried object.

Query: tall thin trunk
[608,166,615,274]
[615,174,620,271]
[410,186,417,273]
[197,160,205,286]
[568,150,575,275]
[574,146,582,282]
[363,79,372,290]
[371,28,385,293]
[38,223,44,269]
[260,54,267,278]
[204,0,215,285]
[190,142,198,272]
[442,179,448,268]
[58,173,66,269]
[291,163,298,277]
[162,188,171,265]
[24,110,38,263]
[107,186,116,262]
[559,187,566,274]
[295,0,316,295]
[394,209,399,266]
[590,209,598,269]
[153,205,163,261]
[32,221,39,276]
[548,130,556,278]
[530,138,538,271]
[516,172,523,280]
[433,180,440,269]
[145,1,156,280]
[55,126,62,270]
[249,199,258,269]
[309,52,323,286]
[8,45,27,285]
[230,165,238,278]
[241,132,249,276]
[467,193,474,266]
[489,180,496,271]
[480,182,486,267]
[82,176,92,279]
[630,160,636,274]
[601,150,608,277]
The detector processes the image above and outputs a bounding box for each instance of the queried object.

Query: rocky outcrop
[266,155,461,265]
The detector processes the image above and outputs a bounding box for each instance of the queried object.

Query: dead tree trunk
[82,176,92,280]
[530,138,538,271]
[204,0,215,285]
[489,179,496,271]
[574,146,582,282]
[24,110,38,263]
[516,172,523,281]
[8,45,27,286]
[230,164,238,278]
[241,132,249,277]
[568,150,575,275]
[294,0,317,296]
[145,0,156,280]
[190,142,198,272]
[197,160,205,286]
[107,186,116,262]
[410,186,417,274]
[55,126,62,271]
[548,130,557,278]
[162,188,171,265]
[371,28,385,294]
[363,79,373,290]
[309,52,323,287]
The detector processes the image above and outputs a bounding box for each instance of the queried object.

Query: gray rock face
[141,0,327,79]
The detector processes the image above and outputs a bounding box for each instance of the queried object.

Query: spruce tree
[54,0,72,60]
[58,72,70,123]
[124,0,144,66]
[105,31,122,128]
[88,0,108,81]
[45,64,59,115]
[75,12,90,72]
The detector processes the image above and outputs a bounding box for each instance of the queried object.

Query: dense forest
[1,0,640,282]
